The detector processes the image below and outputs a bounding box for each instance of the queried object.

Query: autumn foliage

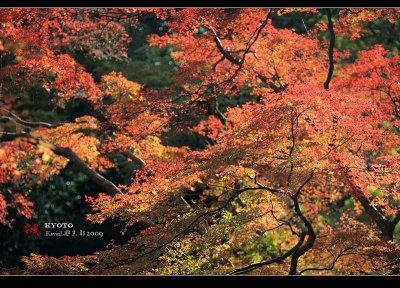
[1,8,400,275]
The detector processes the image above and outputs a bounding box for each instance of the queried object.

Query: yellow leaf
[42,153,51,162]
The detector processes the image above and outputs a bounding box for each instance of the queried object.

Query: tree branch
[281,171,316,275]
[0,132,123,196]
[226,172,315,275]
[0,107,65,129]
[213,36,240,66]
[298,247,354,274]
[1,107,154,177]
[337,159,396,240]
[226,232,307,275]
[347,174,395,240]
[323,8,335,90]
[209,9,283,93]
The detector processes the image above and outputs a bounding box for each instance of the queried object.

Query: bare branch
[0,107,65,129]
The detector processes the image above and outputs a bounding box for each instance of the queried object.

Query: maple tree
[1,7,400,275]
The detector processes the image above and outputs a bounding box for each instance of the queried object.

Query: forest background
[1,7,400,275]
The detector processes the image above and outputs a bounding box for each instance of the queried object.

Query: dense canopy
[1,8,400,275]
